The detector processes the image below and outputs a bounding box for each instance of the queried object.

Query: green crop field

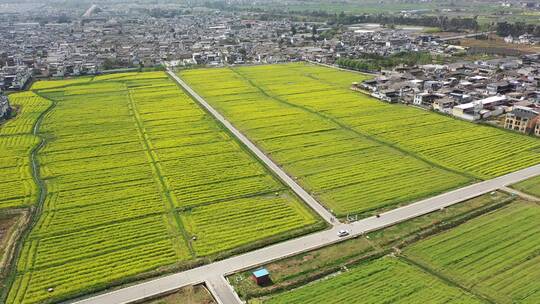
[232,195,537,304]
[7,72,320,304]
[511,175,540,197]
[0,91,51,209]
[405,201,540,303]
[262,257,483,304]
[179,63,540,216]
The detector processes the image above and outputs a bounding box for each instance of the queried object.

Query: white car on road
[337,229,350,237]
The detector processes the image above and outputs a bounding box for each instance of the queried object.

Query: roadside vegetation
[180,63,540,217]
[6,72,322,304]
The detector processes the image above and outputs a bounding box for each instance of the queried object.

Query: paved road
[166,68,336,224]
[68,68,540,304]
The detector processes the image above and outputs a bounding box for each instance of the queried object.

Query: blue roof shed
[253,268,269,278]
[252,268,271,285]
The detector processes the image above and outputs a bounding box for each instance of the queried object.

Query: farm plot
[8,72,319,304]
[179,63,540,215]
[511,175,540,197]
[405,201,540,304]
[0,92,51,209]
[180,67,469,216]
[229,191,514,302]
[263,257,483,304]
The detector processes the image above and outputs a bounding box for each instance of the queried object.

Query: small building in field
[252,268,271,286]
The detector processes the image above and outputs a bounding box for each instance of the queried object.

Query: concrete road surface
[207,276,243,304]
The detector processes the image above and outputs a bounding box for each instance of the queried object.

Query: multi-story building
[0,93,11,119]
[504,106,539,134]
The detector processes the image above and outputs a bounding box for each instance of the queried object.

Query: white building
[452,96,507,121]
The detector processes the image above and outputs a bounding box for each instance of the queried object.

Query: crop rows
[0,92,51,209]
[179,66,469,216]
[180,63,540,215]
[405,201,540,303]
[181,195,315,255]
[264,257,483,304]
[9,72,319,304]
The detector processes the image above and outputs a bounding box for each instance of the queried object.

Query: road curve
[166,68,336,224]
[67,68,540,304]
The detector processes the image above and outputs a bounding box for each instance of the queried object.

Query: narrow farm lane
[67,68,540,304]
[206,276,243,304]
[501,186,540,202]
[166,67,337,224]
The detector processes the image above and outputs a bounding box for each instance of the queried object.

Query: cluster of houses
[1,1,474,81]
[0,65,32,91]
[504,34,540,45]
[356,53,540,136]
[0,92,11,119]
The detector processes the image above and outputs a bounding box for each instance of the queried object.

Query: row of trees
[336,52,437,72]
[202,1,479,31]
[325,13,479,31]
[496,22,540,37]
[202,1,539,38]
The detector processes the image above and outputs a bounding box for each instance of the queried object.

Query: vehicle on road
[337,229,350,237]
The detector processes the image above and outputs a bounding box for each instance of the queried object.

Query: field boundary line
[165,67,336,225]
[399,256,496,304]
[126,87,195,258]
[0,91,55,304]
[228,67,477,186]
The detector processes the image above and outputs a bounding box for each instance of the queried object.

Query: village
[2,1,540,90]
[1,1,540,138]
[0,92,10,120]
[355,53,540,136]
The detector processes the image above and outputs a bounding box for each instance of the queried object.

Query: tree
[291,25,297,35]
